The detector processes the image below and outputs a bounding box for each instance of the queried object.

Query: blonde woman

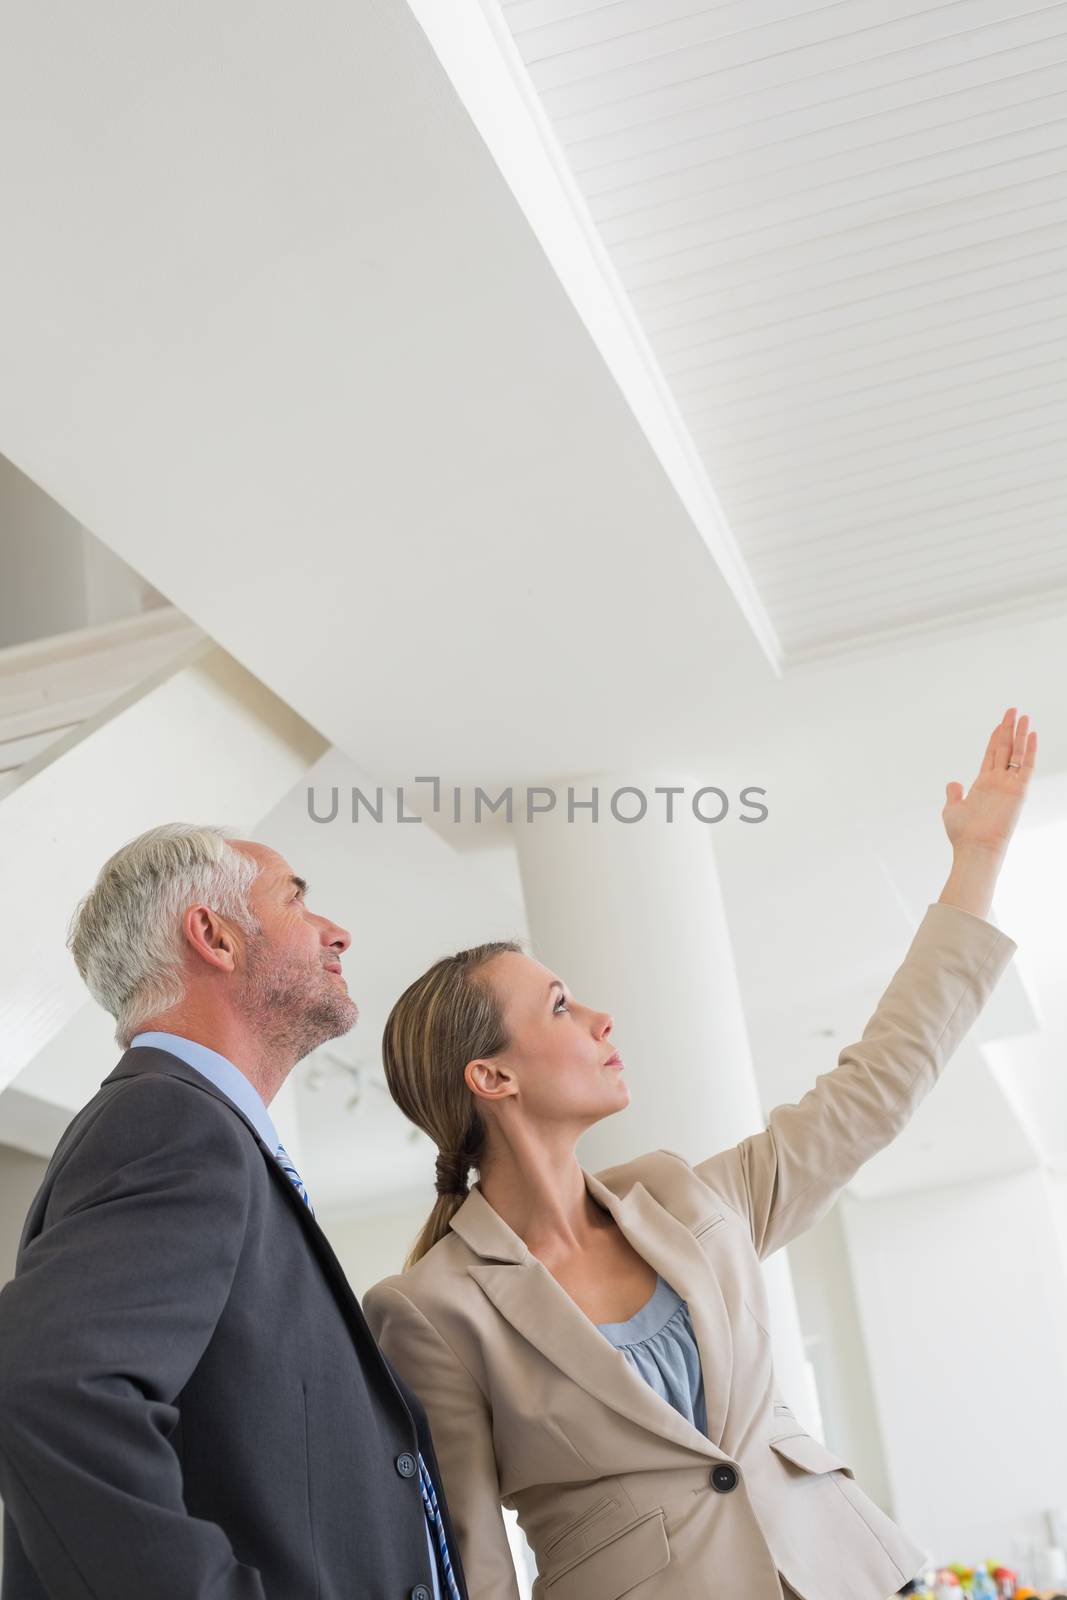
[364,709,1035,1600]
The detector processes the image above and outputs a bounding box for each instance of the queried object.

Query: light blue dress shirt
[130,1031,444,1600]
[597,1274,708,1438]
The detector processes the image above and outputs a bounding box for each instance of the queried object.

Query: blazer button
[711,1464,739,1493]
[410,1588,432,1600]
[395,1452,418,1479]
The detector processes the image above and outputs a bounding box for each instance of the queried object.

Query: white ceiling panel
[565,32,1067,173]
[495,0,1067,659]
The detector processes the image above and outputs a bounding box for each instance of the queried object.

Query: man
[0,823,466,1600]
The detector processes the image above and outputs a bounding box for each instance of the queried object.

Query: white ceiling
[0,0,1064,791]
[1,0,1066,1211]
[0,0,773,793]
[494,0,1067,660]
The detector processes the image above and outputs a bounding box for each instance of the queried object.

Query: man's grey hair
[67,823,262,1048]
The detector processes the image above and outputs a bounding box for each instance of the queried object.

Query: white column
[514,775,811,1419]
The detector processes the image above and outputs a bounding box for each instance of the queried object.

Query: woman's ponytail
[379,941,520,1267]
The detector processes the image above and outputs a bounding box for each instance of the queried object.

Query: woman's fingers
[1009,713,1030,770]
[989,707,1016,772]
[981,708,1014,773]
[971,707,1035,786]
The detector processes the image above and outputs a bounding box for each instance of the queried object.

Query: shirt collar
[130,1031,282,1152]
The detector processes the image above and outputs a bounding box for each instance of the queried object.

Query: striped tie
[418,1455,462,1600]
[275,1143,315,1217]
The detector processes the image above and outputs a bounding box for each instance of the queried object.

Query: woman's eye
[554,995,568,1014]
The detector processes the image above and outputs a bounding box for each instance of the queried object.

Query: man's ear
[464,1057,517,1104]
[182,904,239,974]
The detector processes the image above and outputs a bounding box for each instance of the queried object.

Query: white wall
[1049,1174,1067,1269]
[786,1200,894,1515]
[843,1171,1067,1566]
[0,456,88,647]
[1,453,164,649]
[321,1198,434,1301]
[80,531,165,628]
[0,1144,47,1284]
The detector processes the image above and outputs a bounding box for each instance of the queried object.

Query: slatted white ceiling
[497,0,1067,661]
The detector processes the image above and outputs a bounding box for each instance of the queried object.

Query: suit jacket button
[395,1452,418,1478]
[711,1464,739,1493]
[411,1588,432,1600]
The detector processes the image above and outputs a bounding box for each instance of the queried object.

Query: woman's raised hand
[942,707,1038,859]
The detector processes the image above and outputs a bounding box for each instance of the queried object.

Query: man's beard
[239,936,358,1063]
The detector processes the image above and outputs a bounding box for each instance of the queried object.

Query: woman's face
[469,951,630,1134]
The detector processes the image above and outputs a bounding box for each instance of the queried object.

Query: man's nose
[318,918,351,955]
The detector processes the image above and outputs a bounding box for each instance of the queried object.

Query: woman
[364,709,1036,1600]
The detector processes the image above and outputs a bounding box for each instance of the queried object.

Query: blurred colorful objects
[900,1560,1062,1600]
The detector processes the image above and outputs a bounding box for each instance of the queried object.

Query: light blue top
[129,1031,444,1600]
[597,1275,708,1438]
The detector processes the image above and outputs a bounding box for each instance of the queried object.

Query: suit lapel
[452,1176,730,1461]
[584,1171,734,1447]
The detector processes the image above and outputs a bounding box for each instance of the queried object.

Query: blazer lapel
[584,1170,734,1447]
[104,1048,404,1394]
[451,1180,728,1461]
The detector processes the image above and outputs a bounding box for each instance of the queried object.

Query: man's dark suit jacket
[0,1044,468,1600]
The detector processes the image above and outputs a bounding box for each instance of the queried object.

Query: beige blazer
[364,903,1016,1600]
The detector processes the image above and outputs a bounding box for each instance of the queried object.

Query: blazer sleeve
[693,901,1017,1259]
[364,1280,521,1600]
[0,1074,267,1600]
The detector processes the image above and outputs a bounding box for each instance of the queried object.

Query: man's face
[232,841,358,1060]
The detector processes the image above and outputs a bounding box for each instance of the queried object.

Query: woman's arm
[364,1280,521,1600]
[694,707,1036,1259]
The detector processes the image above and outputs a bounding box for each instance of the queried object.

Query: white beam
[404,0,780,670]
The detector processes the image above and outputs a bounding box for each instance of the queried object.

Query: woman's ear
[465,1057,518,1104]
